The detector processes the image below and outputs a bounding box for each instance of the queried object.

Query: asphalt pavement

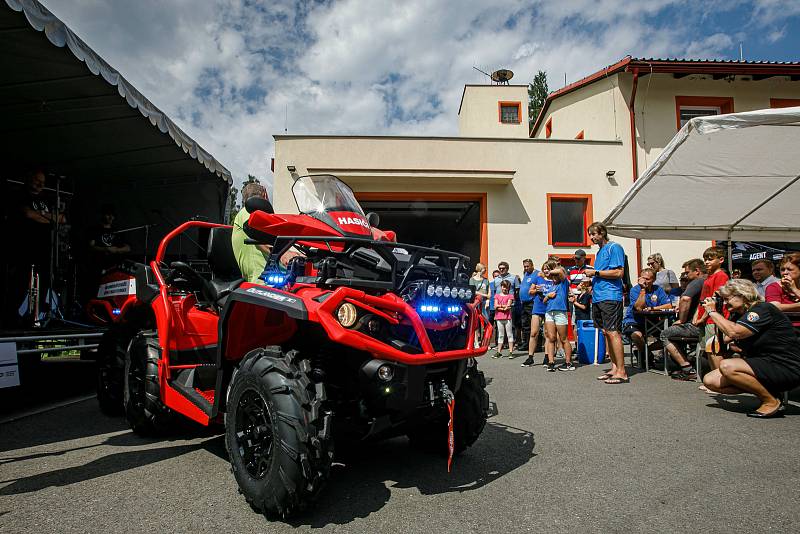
[1,352,798,533]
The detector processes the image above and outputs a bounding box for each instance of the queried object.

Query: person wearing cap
[232,182,273,284]
[568,249,590,293]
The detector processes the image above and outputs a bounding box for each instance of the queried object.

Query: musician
[7,169,66,323]
[88,204,130,268]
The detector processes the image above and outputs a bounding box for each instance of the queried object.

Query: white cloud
[685,33,734,59]
[37,0,793,198]
[766,27,786,44]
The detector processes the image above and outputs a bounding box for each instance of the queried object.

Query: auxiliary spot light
[377,364,394,382]
[337,303,358,327]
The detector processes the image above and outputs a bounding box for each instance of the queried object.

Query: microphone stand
[111,223,157,263]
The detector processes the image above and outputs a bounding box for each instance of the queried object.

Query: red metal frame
[144,218,491,427]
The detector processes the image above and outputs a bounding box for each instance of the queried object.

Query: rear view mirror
[366,212,380,227]
[245,197,274,214]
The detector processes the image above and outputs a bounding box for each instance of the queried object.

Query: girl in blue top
[542,260,575,372]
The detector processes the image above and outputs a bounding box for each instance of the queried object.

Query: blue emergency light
[262,272,287,288]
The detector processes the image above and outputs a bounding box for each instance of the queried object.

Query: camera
[713,292,724,313]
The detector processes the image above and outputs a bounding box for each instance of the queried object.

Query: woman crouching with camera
[702,279,800,418]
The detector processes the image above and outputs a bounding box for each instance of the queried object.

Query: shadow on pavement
[0,436,218,496]
[0,403,130,454]
[285,421,535,528]
[707,394,800,415]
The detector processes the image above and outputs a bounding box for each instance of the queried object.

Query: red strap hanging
[446,396,455,472]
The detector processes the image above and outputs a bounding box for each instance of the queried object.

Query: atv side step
[169,365,216,416]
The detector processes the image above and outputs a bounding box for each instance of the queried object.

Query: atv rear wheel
[123,332,169,435]
[96,327,131,415]
[407,368,489,455]
[225,347,332,518]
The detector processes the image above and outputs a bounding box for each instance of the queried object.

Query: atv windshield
[292,175,365,217]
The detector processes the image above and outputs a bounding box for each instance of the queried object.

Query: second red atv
[98,174,491,517]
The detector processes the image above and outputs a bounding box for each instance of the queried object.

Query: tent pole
[724,172,800,274]
[727,232,733,273]
[727,173,800,232]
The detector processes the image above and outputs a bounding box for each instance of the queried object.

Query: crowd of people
[470,221,800,417]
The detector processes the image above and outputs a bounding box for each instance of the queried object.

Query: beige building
[273,57,800,274]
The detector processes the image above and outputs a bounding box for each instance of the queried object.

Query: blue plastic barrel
[577,320,606,365]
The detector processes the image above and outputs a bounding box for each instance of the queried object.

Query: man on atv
[231,182,272,283]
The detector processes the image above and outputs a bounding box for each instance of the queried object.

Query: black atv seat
[206,227,244,308]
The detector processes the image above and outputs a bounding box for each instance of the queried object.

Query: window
[498,101,521,124]
[675,96,733,129]
[547,194,593,247]
[678,106,720,127]
[545,117,552,138]
[770,98,800,108]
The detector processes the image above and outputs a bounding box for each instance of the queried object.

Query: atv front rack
[262,235,472,291]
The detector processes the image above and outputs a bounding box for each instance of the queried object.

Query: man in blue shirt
[584,222,628,384]
[622,268,673,356]
[518,259,538,353]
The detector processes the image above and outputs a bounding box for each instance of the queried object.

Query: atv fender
[213,285,307,415]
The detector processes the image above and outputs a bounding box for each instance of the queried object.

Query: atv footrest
[195,388,215,404]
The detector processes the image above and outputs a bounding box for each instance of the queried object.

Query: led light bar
[423,283,473,302]
[417,302,463,316]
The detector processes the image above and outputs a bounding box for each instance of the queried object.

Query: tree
[528,70,549,131]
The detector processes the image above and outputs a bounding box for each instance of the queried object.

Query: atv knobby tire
[123,332,170,435]
[407,368,489,455]
[225,347,332,518]
[97,326,132,416]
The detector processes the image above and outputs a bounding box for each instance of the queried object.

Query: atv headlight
[457,288,466,299]
[434,286,443,297]
[465,288,473,300]
[426,285,435,297]
[443,286,451,297]
[337,303,358,327]
[377,364,394,382]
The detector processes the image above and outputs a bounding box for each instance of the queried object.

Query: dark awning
[1,0,232,254]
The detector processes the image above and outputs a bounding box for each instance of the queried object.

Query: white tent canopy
[604,106,800,242]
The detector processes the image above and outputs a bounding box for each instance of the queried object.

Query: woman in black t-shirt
[702,279,800,418]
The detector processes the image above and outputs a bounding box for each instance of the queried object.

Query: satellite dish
[491,69,514,84]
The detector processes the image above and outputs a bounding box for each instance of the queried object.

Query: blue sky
[43,0,800,194]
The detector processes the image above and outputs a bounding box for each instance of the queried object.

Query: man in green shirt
[231,182,272,284]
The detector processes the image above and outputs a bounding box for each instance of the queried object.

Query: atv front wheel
[225,347,332,518]
[407,368,489,455]
[123,332,169,435]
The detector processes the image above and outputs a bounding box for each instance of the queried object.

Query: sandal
[604,376,629,384]
[596,373,613,381]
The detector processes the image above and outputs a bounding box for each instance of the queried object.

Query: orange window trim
[354,191,488,267]
[674,95,734,130]
[545,117,553,138]
[575,130,584,140]
[498,101,522,124]
[770,98,800,108]
[546,193,593,247]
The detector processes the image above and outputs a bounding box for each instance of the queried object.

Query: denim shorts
[544,310,568,325]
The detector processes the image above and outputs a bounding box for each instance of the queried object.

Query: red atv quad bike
[99,174,492,517]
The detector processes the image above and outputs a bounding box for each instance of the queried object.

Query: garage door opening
[359,199,482,266]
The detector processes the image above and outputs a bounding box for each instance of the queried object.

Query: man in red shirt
[695,247,729,374]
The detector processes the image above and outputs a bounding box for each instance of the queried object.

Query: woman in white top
[647,253,679,295]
